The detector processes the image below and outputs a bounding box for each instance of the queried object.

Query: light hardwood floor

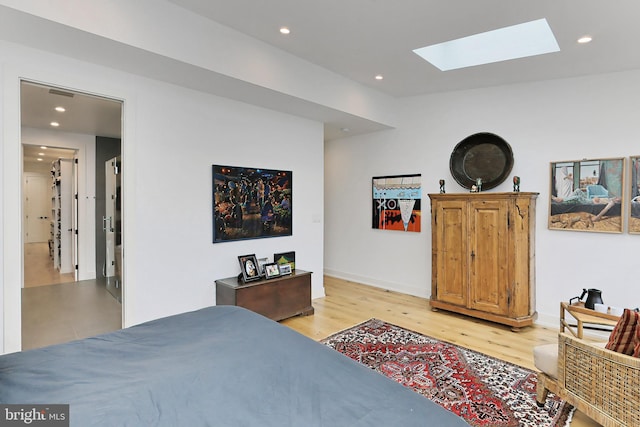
[24,242,75,287]
[282,276,601,427]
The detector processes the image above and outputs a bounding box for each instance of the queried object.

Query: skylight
[413,18,560,71]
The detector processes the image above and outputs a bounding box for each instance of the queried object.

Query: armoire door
[468,199,509,315]
[433,200,468,306]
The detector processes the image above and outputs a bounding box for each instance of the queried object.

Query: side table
[560,302,619,339]
[215,270,314,321]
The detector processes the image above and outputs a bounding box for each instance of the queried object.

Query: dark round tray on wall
[449,132,514,190]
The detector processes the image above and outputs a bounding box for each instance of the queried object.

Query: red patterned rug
[321,319,574,427]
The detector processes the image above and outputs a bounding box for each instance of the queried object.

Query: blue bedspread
[0,306,468,426]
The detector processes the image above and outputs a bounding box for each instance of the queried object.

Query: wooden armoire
[428,192,538,330]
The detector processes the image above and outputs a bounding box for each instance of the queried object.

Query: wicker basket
[557,332,640,427]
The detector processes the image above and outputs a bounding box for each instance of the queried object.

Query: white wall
[1,40,324,353]
[325,70,640,328]
[128,78,324,324]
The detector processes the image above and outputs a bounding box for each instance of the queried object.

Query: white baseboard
[323,269,429,299]
[324,269,613,340]
[535,310,611,340]
[534,312,558,330]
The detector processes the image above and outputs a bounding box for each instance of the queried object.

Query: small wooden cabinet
[215,270,314,321]
[429,192,538,330]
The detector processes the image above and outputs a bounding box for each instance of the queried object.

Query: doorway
[23,146,77,287]
[20,81,124,349]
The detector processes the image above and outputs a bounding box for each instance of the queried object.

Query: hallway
[24,242,75,287]
[22,243,122,350]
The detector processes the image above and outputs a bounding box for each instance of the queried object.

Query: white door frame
[2,73,129,354]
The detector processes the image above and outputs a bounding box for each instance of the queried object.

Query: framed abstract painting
[213,165,292,243]
[549,157,625,233]
[372,174,421,232]
[629,156,640,234]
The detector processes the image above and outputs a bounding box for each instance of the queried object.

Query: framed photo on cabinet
[274,251,295,270]
[630,156,640,234]
[549,157,625,233]
[263,263,281,279]
[238,254,261,282]
[278,263,292,276]
[257,257,269,275]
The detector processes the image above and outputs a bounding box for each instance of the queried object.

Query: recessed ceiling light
[577,35,593,44]
[50,122,59,127]
[55,106,66,112]
[37,158,43,161]
[413,18,560,71]
[38,152,45,156]
[40,146,47,149]
[375,75,384,80]
[280,27,290,35]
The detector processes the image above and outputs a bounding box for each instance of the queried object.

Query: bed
[0,305,469,426]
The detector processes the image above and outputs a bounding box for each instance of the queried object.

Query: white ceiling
[23,144,75,169]
[13,1,640,143]
[21,82,122,169]
[168,0,640,97]
[21,82,122,139]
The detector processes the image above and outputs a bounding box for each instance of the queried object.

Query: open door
[24,174,51,244]
[104,156,122,289]
[72,155,79,281]
[53,158,75,275]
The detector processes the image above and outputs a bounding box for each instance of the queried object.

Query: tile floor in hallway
[22,243,122,350]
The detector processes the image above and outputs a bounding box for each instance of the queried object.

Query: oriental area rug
[321,319,574,427]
